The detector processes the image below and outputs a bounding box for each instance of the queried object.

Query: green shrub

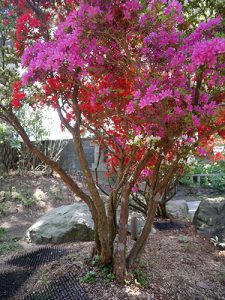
[15,189,39,207]
[21,197,38,208]
[133,259,149,287]
[81,271,97,283]
[180,158,225,191]
[91,255,101,267]
[100,264,115,282]
[90,255,115,282]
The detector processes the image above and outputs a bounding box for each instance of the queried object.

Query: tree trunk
[108,193,117,253]
[93,222,101,255]
[126,193,161,270]
[159,202,168,219]
[113,184,131,283]
[72,132,112,264]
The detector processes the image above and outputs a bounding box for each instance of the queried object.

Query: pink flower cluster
[21,0,225,151]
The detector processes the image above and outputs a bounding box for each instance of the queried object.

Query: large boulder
[166,200,189,219]
[25,203,94,244]
[193,197,225,236]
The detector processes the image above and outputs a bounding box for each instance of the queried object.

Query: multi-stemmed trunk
[1,109,164,283]
[113,184,131,282]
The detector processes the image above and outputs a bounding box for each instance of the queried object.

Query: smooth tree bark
[113,183,132,281]
[126,193,160,270]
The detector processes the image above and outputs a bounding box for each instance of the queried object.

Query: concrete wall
[58,139,95,171]
[0,138,103,178]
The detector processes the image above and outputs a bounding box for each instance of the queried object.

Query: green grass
[0,226,22,255]
[0,240,21,255]
[49,187,65,201]
[0,227,7,239]
[0,203,8,215]
[21,197,38,207]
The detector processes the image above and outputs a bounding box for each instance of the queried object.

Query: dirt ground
[0,172,84,239]
[0,173,225,300]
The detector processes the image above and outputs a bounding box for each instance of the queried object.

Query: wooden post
[197,175,201,193]
[131,216,137,241]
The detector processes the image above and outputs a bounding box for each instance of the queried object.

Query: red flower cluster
[11,81,25,108]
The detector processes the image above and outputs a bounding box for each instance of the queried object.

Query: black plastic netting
[23,273,90,300]
[7,247,69,269]
[154,220,187,230]
[0,269,33,299]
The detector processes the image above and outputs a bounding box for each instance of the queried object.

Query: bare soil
[0,172,83,239]
[0,173,225,300]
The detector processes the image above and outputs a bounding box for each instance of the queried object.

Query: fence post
[131,216,137,241]
[197,175,201,193]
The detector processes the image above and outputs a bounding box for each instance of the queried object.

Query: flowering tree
[1,0,225,282]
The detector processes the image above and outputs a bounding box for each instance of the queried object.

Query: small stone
[150,227,156,235]
[147,293,155,299]
[196,281,212,290]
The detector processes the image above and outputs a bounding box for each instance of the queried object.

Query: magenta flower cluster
[21,0,225,157]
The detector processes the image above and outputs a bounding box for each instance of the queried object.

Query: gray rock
[115,209,156,240]
[193,197,225,236]
[127,212,156,237]
[196,281,213,290]
[150,227,157,235]
[25,203,94,244]
[166,200,189,219]
[128,212,146,234]
[187,201,201,221]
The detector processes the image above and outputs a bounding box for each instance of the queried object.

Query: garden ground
[0,173,225,299]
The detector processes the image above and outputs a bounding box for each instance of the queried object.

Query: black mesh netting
[7,247,69,269]
[154,220,187,230]
[23,273,90,300]
[0,269,33,299]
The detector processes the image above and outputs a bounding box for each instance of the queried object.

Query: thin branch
[56,104,75,134]
[129,202,146,216]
